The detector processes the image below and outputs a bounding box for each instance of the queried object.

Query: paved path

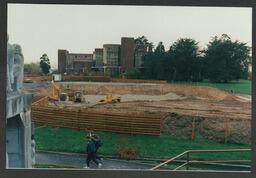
[23,81,50,92]
[36,152,162,170]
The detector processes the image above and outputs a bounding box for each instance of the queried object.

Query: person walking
[31,135,36,168]
[86,128,92,137]
[84,135,102,169]
[91,131,103,161]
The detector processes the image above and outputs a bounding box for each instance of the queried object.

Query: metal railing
[150,149,251,171]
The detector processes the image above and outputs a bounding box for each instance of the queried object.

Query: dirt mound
[59,83,164,95]
[56,82,240,101]
[38,88,52,97]
[163,85,237,101]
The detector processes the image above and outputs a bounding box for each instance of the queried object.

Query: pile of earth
[35,82,245,101]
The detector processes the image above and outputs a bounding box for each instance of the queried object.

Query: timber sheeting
[31,96,162,136]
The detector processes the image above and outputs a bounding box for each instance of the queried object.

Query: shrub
[118,147,139,160]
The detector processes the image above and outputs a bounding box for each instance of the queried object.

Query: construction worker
[84,135,102,169]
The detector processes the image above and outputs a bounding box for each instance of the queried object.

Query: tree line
[24,54,51,75]
[128,34,251,83]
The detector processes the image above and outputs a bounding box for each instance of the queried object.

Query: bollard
[191,118,196,140]
[225,119,228,143]
[186,152,190,170]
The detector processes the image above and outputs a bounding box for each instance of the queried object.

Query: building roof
[103,44,121,47]
[68,53,93,56]
[94,48,103,53]
[121,37,134,40]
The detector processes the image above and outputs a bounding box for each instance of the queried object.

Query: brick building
[69,53,93,74]
[103,44,120,66]
[94,48,104,67]
[58,37,148,76]
[103,44,121,76]
[58,50,93,74]
[120,37,135,73]
[58,49,68,74]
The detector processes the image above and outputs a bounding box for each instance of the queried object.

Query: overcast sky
[7,4,252,69]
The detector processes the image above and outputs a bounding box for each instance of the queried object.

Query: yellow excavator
[51,80,69,102]
[98,94,121,104]
[51,81,84,102]
[74,91,85,102]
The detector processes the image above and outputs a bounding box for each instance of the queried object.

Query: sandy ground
[29,81,251,144]
[27,81,251,121]
[84,93,185,104]
[82,98,251,120]
[51,93,251,121]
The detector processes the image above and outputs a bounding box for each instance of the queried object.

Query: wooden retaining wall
[32,95,47,103]
[31,97,162,136]
[32,96,49,107]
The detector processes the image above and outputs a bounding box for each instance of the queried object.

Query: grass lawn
[168,79,251,95]
[35,126,251,162]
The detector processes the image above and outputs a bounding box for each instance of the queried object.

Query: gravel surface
[84,93,186,104]
[23,81,50,91]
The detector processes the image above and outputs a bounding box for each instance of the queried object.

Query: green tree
[155,41,165,54]
[134,36,154,52]
[203,34,250,83]
[169,38,201,81]
[153,42,166,79]
[142,41,167,80]
[24,62,43,75]
[126,68,142,79]
[40,54,51,75]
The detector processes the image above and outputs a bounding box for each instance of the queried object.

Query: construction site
[22,75,252,170]
[25,75,251,145]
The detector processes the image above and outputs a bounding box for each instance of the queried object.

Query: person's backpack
[92,135,103,148]
[97,139,103,147]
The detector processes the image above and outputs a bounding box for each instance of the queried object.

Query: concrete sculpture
[7,35,24,94]
[7,35,14,93]
[6,35,34,168]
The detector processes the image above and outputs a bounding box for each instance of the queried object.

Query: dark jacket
[87,140,96,155]
[92,135,99,149]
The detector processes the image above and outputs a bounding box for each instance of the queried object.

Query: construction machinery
[74,91,85,102]
[58,87,84,103]
[51,80,85,102]
[51,80,69,102]
[98,94,121,104]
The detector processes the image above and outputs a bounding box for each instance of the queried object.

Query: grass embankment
[35,125,250,162]
[162,113,251,145]
[169,80,251,95]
